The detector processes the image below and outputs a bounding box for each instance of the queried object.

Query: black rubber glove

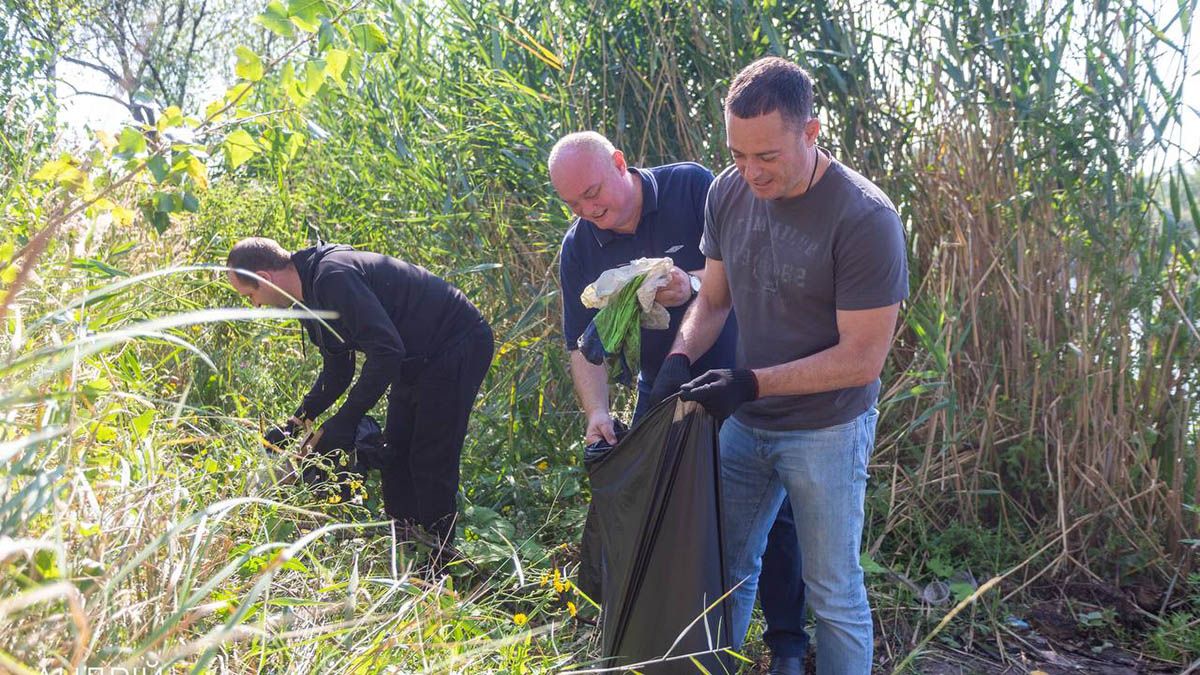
[264,418,303,449]
[312,419,357,456]
[646,353,693,409]
[680,368,759,420]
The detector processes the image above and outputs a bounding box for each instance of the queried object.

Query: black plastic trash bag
[349,415,386,473]
[301,415,386,498]
[585,397,733,673]
[577,419,629,602]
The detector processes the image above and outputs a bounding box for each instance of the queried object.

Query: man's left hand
[680,368,759,419]
[646,353,692,409]
[654,267,693,308]
[301,421,355,456]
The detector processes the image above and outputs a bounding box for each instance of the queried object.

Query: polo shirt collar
[590,167,660,247]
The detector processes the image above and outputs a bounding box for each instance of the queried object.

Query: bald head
[548,131,641,233]
[548,131,617,175]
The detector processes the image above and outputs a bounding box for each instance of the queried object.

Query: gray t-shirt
[700,155,908,430]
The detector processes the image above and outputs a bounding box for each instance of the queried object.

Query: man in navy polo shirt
[550,131,809,672]
[552,131,734,437]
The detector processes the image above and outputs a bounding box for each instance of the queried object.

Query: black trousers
[380,321,493,544]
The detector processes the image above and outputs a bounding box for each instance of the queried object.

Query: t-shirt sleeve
[699,180,723,261]
[559,241,595,351]
[834,206,909,310]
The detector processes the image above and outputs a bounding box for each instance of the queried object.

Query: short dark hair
[726,57,814,128]
[227,237,292,288]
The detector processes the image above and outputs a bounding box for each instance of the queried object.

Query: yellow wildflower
[567,601,577,617]
[513,613,528,626]
[536,460,549,471]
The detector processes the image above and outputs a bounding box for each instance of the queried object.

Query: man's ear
[804,117,821,145]
[612,149,628,173]
[230,269,259,290]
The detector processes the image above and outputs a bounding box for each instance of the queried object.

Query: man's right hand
[654,266,694,308]
[264,416,306,449]
[585,410,618,446]
[646,353,692,409]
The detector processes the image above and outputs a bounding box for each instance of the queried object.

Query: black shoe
[392,520,480,577]
[767,655,803,675]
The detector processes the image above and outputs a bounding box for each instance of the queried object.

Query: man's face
[228,270,291,308]
[725,110,819,201]
[550,148,638,233]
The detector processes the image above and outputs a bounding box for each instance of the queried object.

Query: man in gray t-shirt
[648,57,907,673]
[701,147,907,431]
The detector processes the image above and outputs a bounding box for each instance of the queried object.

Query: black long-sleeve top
[291,244,487,431]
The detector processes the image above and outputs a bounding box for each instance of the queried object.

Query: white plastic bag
[580,257,673,329]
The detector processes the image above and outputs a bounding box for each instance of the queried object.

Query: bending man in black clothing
[227,238,494,546]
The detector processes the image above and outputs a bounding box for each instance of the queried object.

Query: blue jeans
[720,409,878,674]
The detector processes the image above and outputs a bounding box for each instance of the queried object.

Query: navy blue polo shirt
[559,162,738,386]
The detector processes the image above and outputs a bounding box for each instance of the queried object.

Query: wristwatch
[688,273,702,298]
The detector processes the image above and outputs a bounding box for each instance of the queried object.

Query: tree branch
[178,0,210,105]
[146,59,173,104]
[57,76,135,113]
[61,55,122,86]
[64,89,135,111]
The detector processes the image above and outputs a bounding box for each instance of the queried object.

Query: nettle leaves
[32,110,209,234]
[30,0,385,235]
[234,46,265,82]
[216,1,368,180]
